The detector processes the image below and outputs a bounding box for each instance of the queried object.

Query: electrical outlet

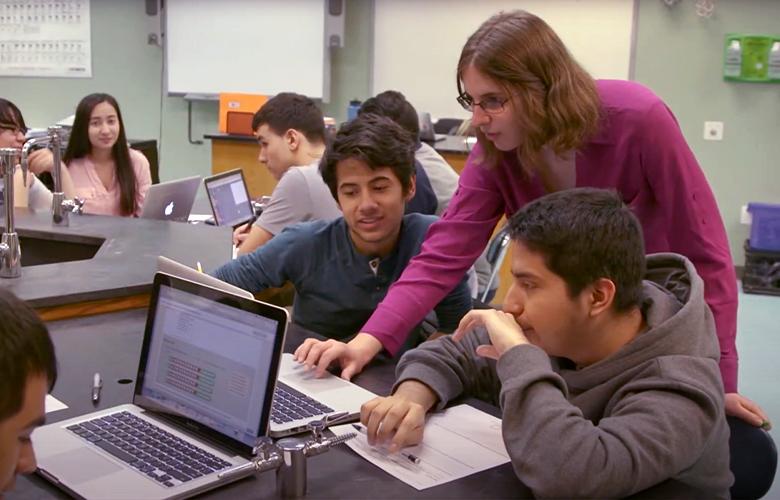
[703,121,724,141]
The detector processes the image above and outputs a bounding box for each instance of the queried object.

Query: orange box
[218,93,268,134]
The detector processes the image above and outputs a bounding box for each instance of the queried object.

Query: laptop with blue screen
[203,169,255,228]
[155,255,376,438]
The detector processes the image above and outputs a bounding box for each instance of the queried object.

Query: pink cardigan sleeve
[131,149,152,217]
[361,146,505,354]
[640,101,739,392]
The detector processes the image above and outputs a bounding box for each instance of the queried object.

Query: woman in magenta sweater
[295,10,768,427]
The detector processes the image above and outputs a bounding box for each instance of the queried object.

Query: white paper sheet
[45,394,68,414]
[187,214,213,223]
[331,404,509,490]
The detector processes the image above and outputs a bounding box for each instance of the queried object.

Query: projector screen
[165,0,327,97]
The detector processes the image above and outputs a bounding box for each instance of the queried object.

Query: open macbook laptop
[141,175,202,222]
[203,169,255,228]
[155,256,373,438]
[418,111,446,143]
[33,273,288,499]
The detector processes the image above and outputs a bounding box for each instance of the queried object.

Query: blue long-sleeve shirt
[213,214,472,342]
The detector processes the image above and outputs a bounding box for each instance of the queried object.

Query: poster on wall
[0,0,91,78]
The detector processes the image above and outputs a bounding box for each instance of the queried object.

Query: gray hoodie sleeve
[496,345,726,498]
[393,328,503,411]
[396,330,727,499]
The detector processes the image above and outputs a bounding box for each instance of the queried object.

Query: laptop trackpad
[46,447,122,484]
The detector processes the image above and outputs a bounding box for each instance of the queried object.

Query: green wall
[634,0,780,263]
[2,0,777,264]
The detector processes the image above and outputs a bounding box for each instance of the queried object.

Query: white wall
[373,0,635,119]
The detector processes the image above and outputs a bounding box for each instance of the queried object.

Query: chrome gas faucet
[216,413,357,498]
[0,147,24,278]
[21,126,84,226]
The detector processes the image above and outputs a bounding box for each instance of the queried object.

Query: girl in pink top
[295,10,769,428]
[63,94,151,217]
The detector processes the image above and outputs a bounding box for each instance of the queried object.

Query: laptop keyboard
[271,383,334,425]
[66,411,231,488]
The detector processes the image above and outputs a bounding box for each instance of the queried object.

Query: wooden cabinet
[207,134,277,198]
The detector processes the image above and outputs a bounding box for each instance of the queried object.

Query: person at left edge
[0,288,58,495]
[0,98,77,210]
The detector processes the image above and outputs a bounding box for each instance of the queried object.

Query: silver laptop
[157,256,251,299]
[203,169,256,229]
[156,255,375,438]
[32,273,289,499]
[418,111,446,143]
[141,175,202,222]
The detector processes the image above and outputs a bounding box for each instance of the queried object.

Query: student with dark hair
[0,98,76,210]
[215,114,471,359]
[0,288,58,494]
[360,90,498,299]
[360,188,732,498]
[233,92,339,256]
[63,93,151,217]
[359,91,421,140]
[359,91,446,217]
[298,10,769,429]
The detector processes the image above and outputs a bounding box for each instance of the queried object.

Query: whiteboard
[165,0,326,97]
[373,0,636,119]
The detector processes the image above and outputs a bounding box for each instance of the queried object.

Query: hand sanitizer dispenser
[769,42,780,81]
[724,39,742,78]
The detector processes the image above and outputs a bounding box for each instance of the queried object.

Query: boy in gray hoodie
[359,188,732,498]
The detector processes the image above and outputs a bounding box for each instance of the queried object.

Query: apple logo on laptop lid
[164,201,175,217]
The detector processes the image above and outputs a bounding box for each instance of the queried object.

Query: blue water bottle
[347,99,361,121]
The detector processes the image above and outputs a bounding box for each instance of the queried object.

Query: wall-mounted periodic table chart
[0,0,91,77]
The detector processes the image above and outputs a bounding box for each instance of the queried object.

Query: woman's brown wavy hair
[457,10,601,173]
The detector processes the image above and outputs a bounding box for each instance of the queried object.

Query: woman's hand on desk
[293,333,382,381]
[360,380,436,452]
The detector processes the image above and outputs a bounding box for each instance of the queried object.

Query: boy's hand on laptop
[453,309,529,360]
[360,380,436,452]
[294,333,383,381]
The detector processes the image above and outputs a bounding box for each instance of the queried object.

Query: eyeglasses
[456,93,509,114]
[0,122,27,135]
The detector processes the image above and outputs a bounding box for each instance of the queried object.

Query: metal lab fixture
[218,418,357,498]
[21,126,84,227]
[0,147,24,278]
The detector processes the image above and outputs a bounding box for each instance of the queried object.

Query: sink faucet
[21,126,84,226]
[0,147,24,278]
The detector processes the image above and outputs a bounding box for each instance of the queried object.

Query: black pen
[238,215,258,239]
[92,372,102,403]
[352,424,421,464]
